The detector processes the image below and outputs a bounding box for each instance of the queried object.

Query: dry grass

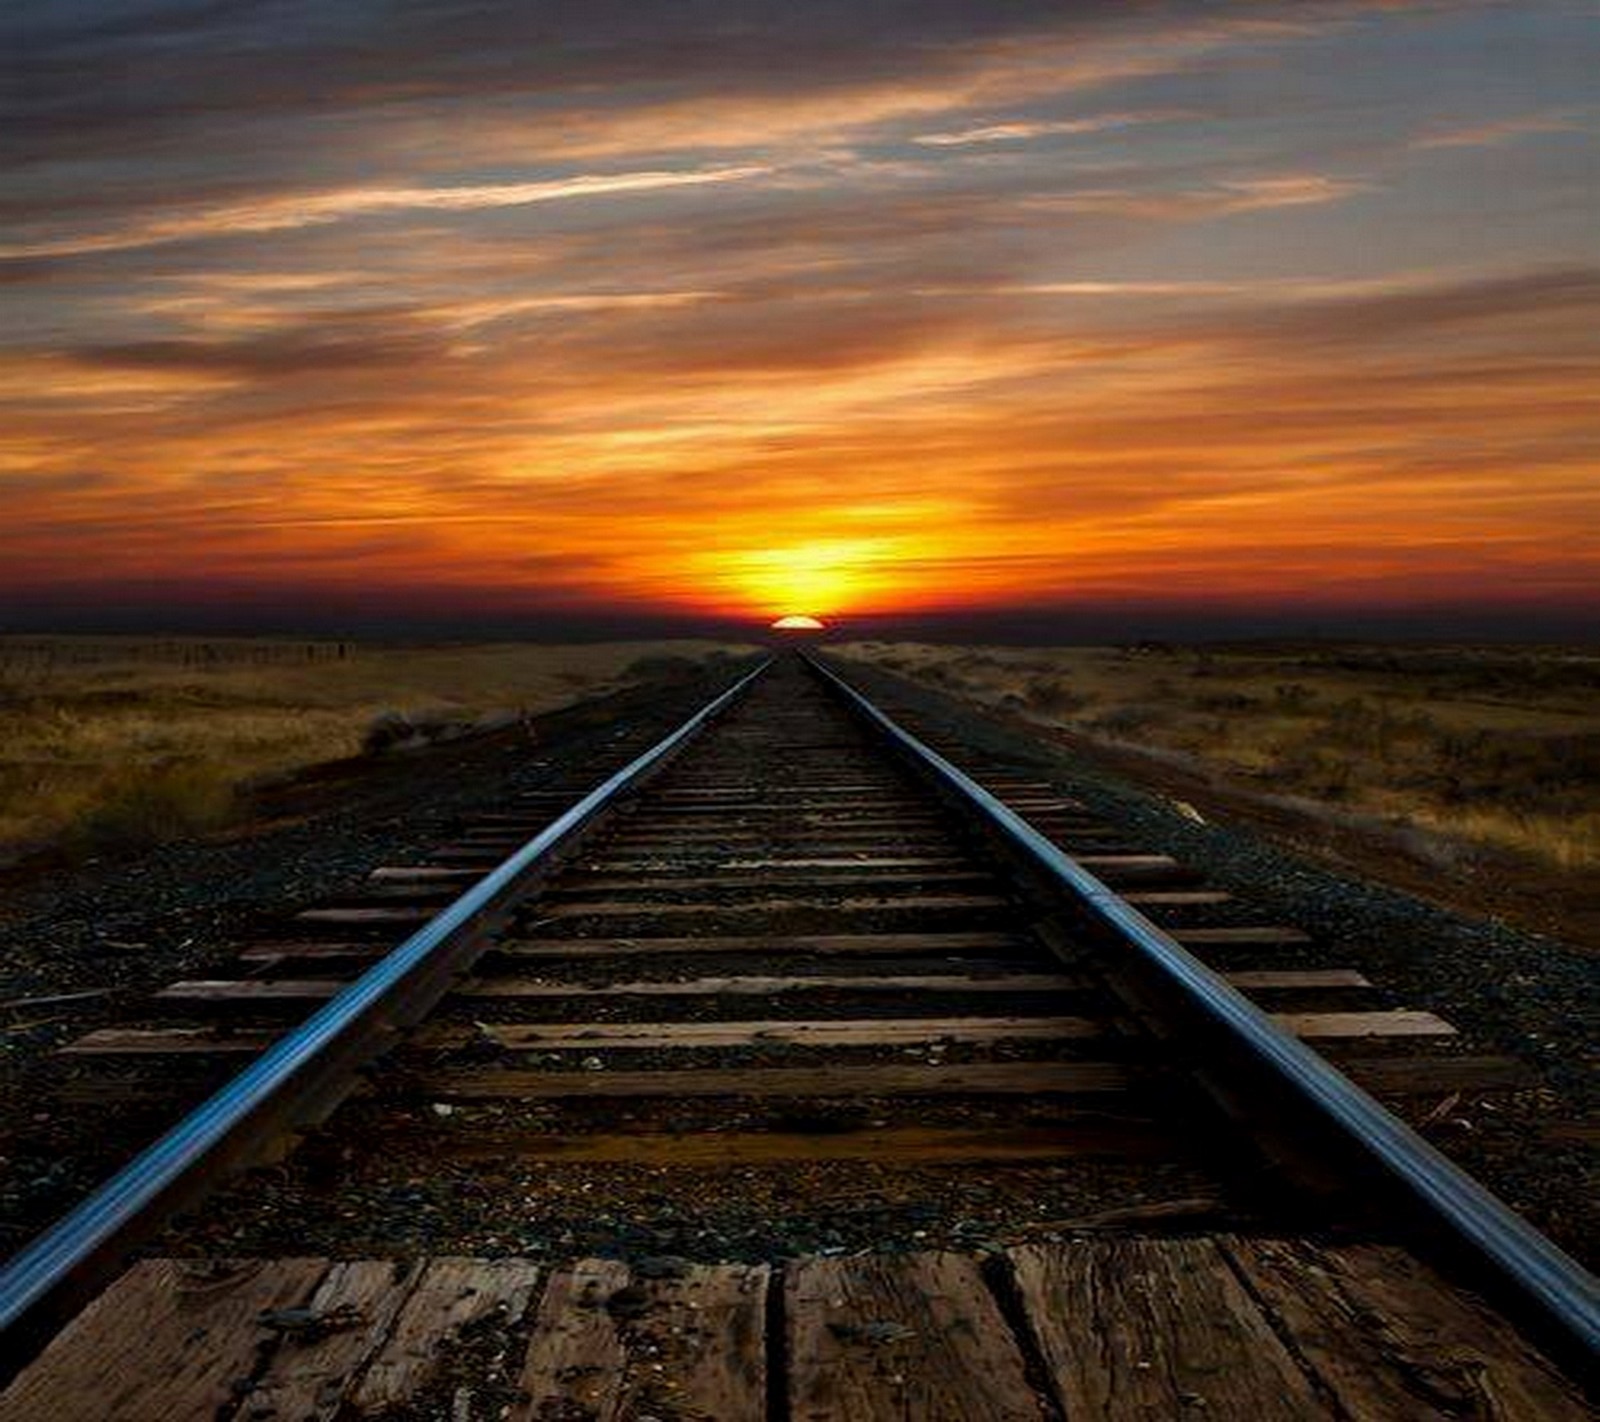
[839,641,1600,870]
[0,638,751,854]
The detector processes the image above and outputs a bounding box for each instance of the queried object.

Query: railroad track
[0,653,1594,1418]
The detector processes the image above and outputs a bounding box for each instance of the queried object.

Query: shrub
[623,654,700,683]
[1435,729,1600,809]
[361,707,473,753]
[1273,683,1314,714]
[1025,678,1090,715]
[76,760,236,848]
[1087,703,1167,737]
[1270,740,1354,800]
[363,709,416,754]
[1193,691,1262,713]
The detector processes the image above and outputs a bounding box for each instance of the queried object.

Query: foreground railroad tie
[0,1241,1585,1419]
[3,654,1596,1412]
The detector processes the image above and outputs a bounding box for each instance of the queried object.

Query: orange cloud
[3,1,1597,632]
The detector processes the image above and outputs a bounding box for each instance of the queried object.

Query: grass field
[839,642,1600,871]
[0,638,750,855]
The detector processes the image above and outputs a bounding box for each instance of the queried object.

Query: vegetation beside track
[0,638,751,855]
[839,641,1600,873]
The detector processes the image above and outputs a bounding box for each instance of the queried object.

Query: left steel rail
[0,657,771,1370]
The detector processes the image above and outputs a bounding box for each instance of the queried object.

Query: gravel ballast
[832,657,1598,1264]
[0,668,750,1254]
[2,654,1594,1278]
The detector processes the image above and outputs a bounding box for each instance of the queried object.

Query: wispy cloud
[912,110,1180,146]
[1026,173,1369,221]
[1411,110,1585,150]
[0,164,772,260]
[1211,175,1371,209]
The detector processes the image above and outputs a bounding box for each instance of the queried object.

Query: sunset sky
[3,1,1597,636]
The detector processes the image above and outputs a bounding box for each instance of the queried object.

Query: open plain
[840,641,1600,949]
[0,638,749,858]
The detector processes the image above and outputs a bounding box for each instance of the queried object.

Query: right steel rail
[809,652,1600,1380]
[0,656,771,1375]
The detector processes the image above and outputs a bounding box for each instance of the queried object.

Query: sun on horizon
[771,615,825,631]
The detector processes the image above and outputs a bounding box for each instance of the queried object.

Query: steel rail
[0,657,771,1367]
[808,652,1600,1379]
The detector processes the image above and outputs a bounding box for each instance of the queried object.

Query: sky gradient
[3,1,1597,636]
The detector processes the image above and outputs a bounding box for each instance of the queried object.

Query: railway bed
[0,655,1593,1418]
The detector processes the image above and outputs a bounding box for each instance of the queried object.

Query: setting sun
[771,615,825,630]
[687,538,905,622]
